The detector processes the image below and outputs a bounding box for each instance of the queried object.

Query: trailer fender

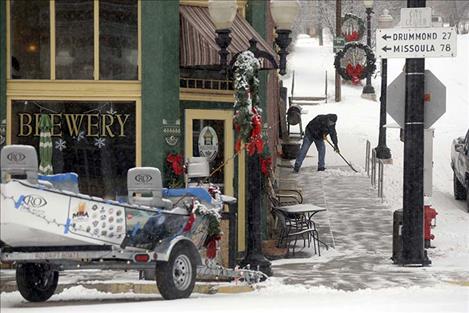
[154,235,201,264]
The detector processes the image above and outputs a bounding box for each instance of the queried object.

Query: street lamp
[208,0,237,71]
[362,0,375,96]
[208,0,299,276]
[270,0,300,75]
[375,9,393,160]
[209,0,299,76]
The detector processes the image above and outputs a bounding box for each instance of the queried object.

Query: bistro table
[276,204,328,255]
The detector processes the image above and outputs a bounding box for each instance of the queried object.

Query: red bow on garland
[346,63,363,85]
[345,31,359,42]
[206,235,222,259]
[247,111,264,156]
[260,156,272,176]
[166,153,184,176]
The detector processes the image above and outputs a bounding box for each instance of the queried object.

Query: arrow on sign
[382,46,392,52]
[382,34,392,40]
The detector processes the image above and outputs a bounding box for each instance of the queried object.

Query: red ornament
[346,63,364,85]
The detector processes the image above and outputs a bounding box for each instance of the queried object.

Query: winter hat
[327,114,338,122]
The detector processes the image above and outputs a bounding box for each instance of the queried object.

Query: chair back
[127,167,172,209]
[1,145,38,183]
[265,175,281,207]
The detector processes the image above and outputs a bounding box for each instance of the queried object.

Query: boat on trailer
[0,145,264,302]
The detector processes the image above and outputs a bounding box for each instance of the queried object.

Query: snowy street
[2,18,469,313]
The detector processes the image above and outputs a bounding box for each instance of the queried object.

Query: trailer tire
[16,263,58,302]
[156,242,197,300]
[453,173,466,200]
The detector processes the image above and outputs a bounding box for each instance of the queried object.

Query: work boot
[317,167,326,171]
[293,167,299,173]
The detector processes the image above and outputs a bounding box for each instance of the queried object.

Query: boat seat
[0,145,38,183]
[127,167,173,210]
[186,157,210,186]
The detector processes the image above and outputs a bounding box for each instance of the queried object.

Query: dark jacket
[305,114,338,147]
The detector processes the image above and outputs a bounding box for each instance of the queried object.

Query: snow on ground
[1,282,468,313]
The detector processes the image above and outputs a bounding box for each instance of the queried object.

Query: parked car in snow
[451,129,469,211]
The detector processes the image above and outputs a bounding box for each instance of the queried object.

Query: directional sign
[387,70,446,129]
[333,36,346,53]
[376,27,457,58]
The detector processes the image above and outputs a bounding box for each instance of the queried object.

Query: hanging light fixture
[208,0,238,70]
[270,0,300,75]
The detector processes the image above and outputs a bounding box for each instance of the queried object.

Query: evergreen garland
[233,51,264,155]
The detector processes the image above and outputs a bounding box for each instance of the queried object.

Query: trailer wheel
[16,263,58,302]
[453,173,466,200]
[156,242,197,300]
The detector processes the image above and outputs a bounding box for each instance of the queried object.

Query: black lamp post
[208,0,298,276]
[362,0,375,96]
[375,9,393,160]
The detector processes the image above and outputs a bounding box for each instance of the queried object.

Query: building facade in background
[0,0,282,262]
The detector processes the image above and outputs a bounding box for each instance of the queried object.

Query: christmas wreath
[233,51,264,156]
[341,13,365,42]
[334,42,376,85]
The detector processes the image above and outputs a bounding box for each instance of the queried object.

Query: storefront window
[11,100,136,199]
[55,0,94,80]
[99,0,138,80]
[10,0,50,79]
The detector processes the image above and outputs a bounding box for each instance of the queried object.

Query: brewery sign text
[17,113,131,138]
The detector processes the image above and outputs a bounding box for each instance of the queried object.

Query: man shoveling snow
[293,114,340,172]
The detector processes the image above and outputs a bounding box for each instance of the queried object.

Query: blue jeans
[294,137,325,170]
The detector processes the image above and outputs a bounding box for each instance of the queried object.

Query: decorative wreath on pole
[233,51,264,156]
[341,13,366,42]
[334,42,376,85]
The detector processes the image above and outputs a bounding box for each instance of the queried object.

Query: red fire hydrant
[424,205,438,248]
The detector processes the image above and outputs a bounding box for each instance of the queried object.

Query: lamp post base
[240,252,273,277]
[375,145,392,160]
[361,92,376,101]
[362,84,375,95]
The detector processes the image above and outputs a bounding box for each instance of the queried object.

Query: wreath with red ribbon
[341,13,365,42]
[233,51,265,157]
[334,42,376,85]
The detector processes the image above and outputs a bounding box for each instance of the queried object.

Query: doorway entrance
[184,109,245,252]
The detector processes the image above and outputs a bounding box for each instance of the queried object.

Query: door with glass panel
[184,109,234,196]
[185,109,245,252]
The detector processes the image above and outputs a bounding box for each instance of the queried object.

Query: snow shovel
[325,138,359,173]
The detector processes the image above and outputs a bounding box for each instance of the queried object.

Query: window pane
[10,0,50,79]
[99,0,138,80]
[11,100,136,199]
[56,0,94,80]
[192,119,225,193]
